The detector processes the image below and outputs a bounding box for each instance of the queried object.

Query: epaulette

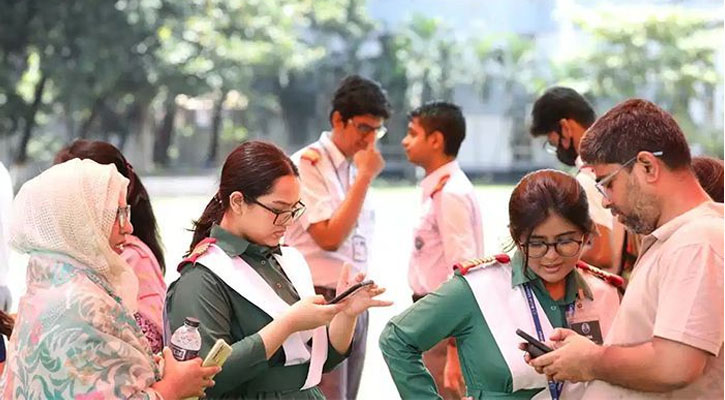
[576,261,624,288]
[300,148,321,166]
[429,174,450,198]
[178,237,217,272]
[454,253,511,275]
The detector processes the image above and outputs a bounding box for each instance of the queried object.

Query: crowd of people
[0,75,722,400]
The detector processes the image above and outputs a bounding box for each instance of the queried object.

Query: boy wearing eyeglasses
[285,74,391,400]
[529,87,630,274]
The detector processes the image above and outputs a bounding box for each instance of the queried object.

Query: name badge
[566,298,604,344]
[352,234,367,262]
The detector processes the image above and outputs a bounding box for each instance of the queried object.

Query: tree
[559,7,723,156]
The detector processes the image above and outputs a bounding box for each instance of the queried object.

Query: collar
[420,160,460,198]
[210,224,281,257]
[510,249,591,304]
[319,131,348,169]
[640,201,722,254]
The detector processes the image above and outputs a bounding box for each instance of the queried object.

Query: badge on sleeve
[352,234,367,262]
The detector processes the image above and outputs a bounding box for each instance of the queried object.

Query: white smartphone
[202,338,233,368]
[187,339,233,400]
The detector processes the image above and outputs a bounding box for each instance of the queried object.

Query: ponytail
[188,194,225,255]
[187,141,298,254]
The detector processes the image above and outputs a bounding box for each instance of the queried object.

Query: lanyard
[319,142,351,193]
[318,142,360,235]
[523,283,574,400]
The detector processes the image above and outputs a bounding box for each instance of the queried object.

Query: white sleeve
[576,169,613,229]
[435,191,479,269]
[297,159,336,230]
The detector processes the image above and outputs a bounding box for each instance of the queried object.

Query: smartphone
[202,338,233,368]
[186,339,232,400]
[327,280,374,304]
[516,328,553,359]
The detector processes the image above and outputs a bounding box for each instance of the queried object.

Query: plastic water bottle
[170,317,202,361]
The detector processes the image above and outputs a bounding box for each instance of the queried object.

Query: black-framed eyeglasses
[347,119,387,139]
[525,236,585,258]
[117,205,131,228]
[250,199,306,226]
[595,151,664,200]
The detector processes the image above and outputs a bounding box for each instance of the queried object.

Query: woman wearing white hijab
[3,159,219,399]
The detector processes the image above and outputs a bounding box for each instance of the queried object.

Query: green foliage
[559,6,723,156]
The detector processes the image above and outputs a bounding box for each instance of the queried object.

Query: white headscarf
[9,158,139,312]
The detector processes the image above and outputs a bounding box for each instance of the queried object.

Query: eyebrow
[529,230,579,239]
[271,199,300,207]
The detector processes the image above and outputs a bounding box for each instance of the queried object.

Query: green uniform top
[166,225,348,399]
[379,251,590,399]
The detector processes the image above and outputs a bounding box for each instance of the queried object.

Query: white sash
[464,264,588,399]
[197,244,327,390]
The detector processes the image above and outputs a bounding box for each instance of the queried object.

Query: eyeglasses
[250,199,306,226]
[525,236,585,258]
[595,151,664,200]
[117,205,131,228]
[348,119,387,139]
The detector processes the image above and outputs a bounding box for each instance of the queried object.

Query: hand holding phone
[328,280,374,304]
[516,328,553,359]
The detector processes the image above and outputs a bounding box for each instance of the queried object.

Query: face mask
[556,133,579,166]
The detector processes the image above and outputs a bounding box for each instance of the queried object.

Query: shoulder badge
[576,261,624,288]
[300,148,321,166]
[430,174,451,198]
[454,253,511,275]
[178,237,217,272]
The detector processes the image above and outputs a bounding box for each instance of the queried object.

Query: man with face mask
[530,87,622,272]
[527,98,723,399]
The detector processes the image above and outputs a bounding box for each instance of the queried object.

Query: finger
[549,327,575,342]
[311,295,327,305]
[341,263,352,282]
[367,299,394,307]
[353,272,365,283]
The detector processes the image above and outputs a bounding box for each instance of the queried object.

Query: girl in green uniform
[380,169,621,399]
[167,141,391,399]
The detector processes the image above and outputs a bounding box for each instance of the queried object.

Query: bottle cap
[184,317,200,328]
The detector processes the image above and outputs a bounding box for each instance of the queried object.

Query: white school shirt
[575,156,614,230]
[285,131,376,289]
[408,161,484,295]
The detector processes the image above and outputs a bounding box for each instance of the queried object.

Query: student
[285,75,391,399]
[380,169,621,399]
[528,99,723,399]
[400,101,484,398]
[166,141,391,398]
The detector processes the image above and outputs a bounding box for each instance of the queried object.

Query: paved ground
[6,181,514,399]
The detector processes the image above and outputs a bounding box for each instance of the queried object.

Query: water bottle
[170,317,202,361]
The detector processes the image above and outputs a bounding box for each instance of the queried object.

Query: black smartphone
[327,280,374,304]
[516,328,553,359]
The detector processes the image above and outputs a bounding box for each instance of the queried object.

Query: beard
[611,178,660,235]
[556,136,579,166]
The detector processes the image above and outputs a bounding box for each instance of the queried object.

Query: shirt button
[275,282,283,289]
[261,260,266,265]
[550,306,558,311]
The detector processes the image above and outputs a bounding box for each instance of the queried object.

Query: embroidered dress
[3,254,161,399]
